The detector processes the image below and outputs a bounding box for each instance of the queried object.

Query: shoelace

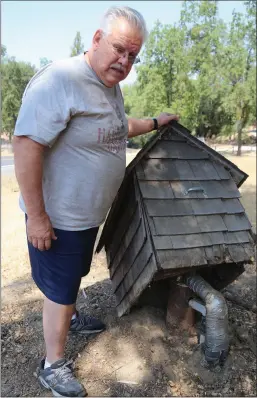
[78,315,94,326]
[55,360,74,383]
[82,288,88,300]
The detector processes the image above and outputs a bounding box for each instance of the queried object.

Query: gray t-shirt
[14,54,128,230]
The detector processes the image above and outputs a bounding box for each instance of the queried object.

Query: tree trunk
[237,120,243,156]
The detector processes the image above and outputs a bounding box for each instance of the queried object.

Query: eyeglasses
[103,35,140,65]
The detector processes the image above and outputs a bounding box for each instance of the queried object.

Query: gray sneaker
[35,358,87,397]
[69,311,106,335]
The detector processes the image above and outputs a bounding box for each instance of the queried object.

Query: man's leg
[43,298,75,363]
[27,224,101,396]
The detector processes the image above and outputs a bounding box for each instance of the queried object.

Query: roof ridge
[126,121,248,188]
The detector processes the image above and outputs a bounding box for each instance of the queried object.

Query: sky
[2,1,247,85]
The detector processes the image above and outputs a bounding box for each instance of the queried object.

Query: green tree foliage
[219,1,256,155]
[1,44,7,58]
[124,0,256,152]
[70,32,84,57]
[40,57,52,68]
[1,49,36,140]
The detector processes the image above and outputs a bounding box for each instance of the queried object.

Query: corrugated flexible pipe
[185,274,229,366]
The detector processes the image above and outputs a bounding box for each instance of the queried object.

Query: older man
[13,5,179,397]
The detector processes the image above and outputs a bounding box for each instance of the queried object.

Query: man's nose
[118,53,129,67]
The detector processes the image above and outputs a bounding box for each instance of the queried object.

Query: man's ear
[92,29,103,50]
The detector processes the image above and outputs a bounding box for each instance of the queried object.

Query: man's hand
[128,113,180,138]
[27,212,57,251]
[156,113,179,128]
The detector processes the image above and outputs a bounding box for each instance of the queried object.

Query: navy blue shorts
[26,217,99,305]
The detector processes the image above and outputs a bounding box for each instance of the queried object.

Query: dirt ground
[1,150,256,397]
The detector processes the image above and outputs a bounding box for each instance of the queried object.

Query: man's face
[91,18,143,87]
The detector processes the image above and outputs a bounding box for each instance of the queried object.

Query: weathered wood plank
[106,180,137,252]
[138,180,174,199]
[170,180,241,199]
[207,232,227,245]
[154,214,228,235]
[140,158,231,181]
[114,236,153,303]
[170,234,210,249]
[110,217,146,288]
[154,231,250,250]
[219,180,241,197]
[107,200,138,264]
[243,242,256,259]
[135,163,145,179]
[144,198,244,218]
[223,199,245,214]
[116,237,153,295]
[189,160,221,180]
[114,282,126,307]
[223,214,252,231]
[169,122,247,187]
[162,131,187,141]
[109,205,141,273]
[228,244,254,263]
[145,199,194,216]
[196,215,227,232]
[174,160,196,180]
[204,245,226,264]
[141,159,196,181]
[141,158,178,180]
[146,215,157,235]
[191,199,224,215]
[153,216,200,235]
[153,235,173,250]
[170,181,199,198]
[213,162,231,179]
[157,247,207,269]
[224,231,250,245]
[147,142,208,159]
[116,255,157,317]
[99,176,135,253]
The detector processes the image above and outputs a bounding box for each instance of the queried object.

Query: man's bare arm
[13,136,57,251]
[128,113,179,138]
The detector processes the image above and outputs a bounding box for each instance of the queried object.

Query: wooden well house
[96,122,255,317]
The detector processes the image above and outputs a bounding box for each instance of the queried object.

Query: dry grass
[1,152,256,290]
[227,154,256,231]
[1,148,13,156]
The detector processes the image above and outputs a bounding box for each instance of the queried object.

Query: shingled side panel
[223,214,252,231]
[115,185,158,317]
[116,255,157,317]
[157,247,207,269]
[147,141,209,159]
[138,180,174,199]
[110,218,146,287]
[145,199,194,216]
[228,243,255,263]
[189,160,221,180]
[106,179,137,261]
[162,131,187,141]
[153,214,228,235]
[169,180,241,199]
[152,231,251,250]
[109,205,141,275]
[114,234,153,304]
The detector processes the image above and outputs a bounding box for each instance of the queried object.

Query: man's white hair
[100,6,148,42]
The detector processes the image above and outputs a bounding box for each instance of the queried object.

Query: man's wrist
[26,208,47,220]
[152,118,159,131]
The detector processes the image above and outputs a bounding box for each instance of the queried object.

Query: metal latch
[184,187,207,197]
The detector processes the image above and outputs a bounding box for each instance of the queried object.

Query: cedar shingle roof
[97,121,248,253]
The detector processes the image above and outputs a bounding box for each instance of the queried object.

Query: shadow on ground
[2,263,257,397]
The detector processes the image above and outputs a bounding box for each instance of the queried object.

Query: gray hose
[185,274,229,365]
